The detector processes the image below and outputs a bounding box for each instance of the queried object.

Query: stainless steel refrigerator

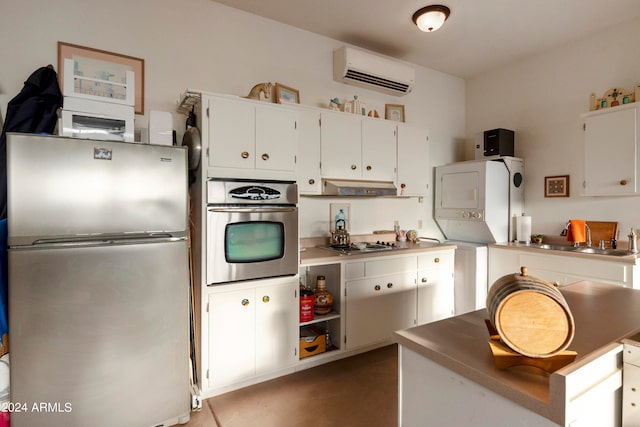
[6,133,191,427]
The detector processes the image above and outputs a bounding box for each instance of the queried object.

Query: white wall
[466,17,640,239]
[0,0,465,240]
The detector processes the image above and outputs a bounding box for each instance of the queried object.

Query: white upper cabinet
[361,118,398,182]
[582,104,640,196]
[297,108,322,194]
[207,95,298,179]
[320,112,363,180]
[320,111,397,182]
[397,124,429,197]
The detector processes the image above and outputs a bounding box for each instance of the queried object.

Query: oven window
[225,221,285,263]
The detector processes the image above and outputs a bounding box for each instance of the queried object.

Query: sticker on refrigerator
[94,147,112,160]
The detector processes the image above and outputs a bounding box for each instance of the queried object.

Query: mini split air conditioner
[333,46,415,96]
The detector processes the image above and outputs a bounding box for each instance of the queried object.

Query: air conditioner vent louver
[333,46,415,96]
[343,70,411,93]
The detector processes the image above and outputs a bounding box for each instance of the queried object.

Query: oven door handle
[208,207,297,214]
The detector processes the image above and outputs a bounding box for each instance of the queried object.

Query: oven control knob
[241,151,250,159]
[261,153,270,161]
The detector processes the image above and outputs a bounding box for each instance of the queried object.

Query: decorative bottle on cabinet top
[314,275,333,315]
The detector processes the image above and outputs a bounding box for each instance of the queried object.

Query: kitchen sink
[528,244,577,252]
[528,244,632,257]
[573,247,631,257]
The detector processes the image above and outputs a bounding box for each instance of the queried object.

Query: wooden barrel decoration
[486,266,575,358]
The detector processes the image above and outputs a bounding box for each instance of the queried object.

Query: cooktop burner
[319,241,407,255]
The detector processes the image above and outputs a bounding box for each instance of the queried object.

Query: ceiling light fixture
[412,5,451,32]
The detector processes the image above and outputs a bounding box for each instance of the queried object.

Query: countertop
[300,237,457,265]
[491,241,640,264]
[394,281,640,424]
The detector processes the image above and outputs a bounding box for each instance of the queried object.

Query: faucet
[585,223,592,247]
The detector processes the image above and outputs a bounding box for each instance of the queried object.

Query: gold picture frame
[385,104,405,122]
[545,175,570,197]
[274,83,300,104]
[58,42,145,114]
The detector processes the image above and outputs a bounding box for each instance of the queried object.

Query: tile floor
[183,344,398,427]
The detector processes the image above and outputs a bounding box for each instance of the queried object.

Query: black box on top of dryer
[475,128,514,159]
[483,128,514,157]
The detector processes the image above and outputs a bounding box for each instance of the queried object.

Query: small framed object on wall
[545,175,570,197]
[385,104,405,122]
[274,83,300,104]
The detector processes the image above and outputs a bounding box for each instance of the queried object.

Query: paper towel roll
[516,215,532,243]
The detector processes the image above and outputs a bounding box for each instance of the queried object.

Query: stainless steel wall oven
[206,178,298,285]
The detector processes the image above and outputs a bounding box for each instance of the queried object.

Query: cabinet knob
[387,282,393,289]
[366,165,372,171]
[241,298,250,306]
[261,153,270,161]
[308,179,315,185]
[620,179,628,186]
[421,277,427,283]
[241,151,250,159]
[262,295,270,303]
[351,164,357,170]
[434,258,440,263]
[374,285,381,291]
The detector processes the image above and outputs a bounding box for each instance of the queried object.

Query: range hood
[322,179,397,196]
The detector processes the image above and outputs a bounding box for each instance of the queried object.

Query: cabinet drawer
[365,257,417,277]
[418,252,454,270]
[345,256,417,280]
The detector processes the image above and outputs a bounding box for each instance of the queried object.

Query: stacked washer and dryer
[434,129,525,315]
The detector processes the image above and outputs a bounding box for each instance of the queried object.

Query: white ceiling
[212,0,640,79]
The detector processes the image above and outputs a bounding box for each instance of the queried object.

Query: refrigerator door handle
[29,233,186,247]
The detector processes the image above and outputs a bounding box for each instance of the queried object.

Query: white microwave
[59,97,134,142]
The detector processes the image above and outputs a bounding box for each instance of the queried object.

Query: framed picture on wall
[274,83,300,104]
[58,41,145,114]
[385,104,405,122]
[544,175,570,197]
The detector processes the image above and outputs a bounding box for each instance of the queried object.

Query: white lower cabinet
[417,252,454,325]
[346,271,417,349]
[207,277,298,390]
[344,251,455,350]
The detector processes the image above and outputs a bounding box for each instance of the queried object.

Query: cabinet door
[208,289,255,388]
[417,269,454,325]
[362,119,397,182]
[297,109,322,194]
[346,272,416,349]
[397,124,429,196]
[255,106,298,172]
[209,97,255,169]
[583,107,637,195]
[320,112,362,179]
[255,280,298,374]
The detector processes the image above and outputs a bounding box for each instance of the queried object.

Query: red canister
[300,289,314,322]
